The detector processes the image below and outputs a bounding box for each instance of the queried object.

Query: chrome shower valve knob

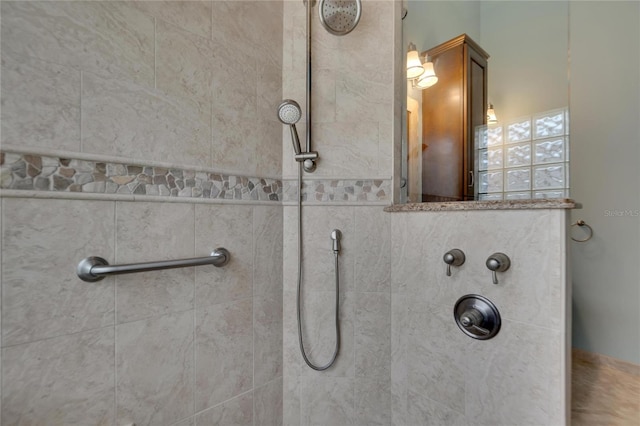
[486,252,511,284]
[443,249,465,276]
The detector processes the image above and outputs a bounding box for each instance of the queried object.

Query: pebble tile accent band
[0,151,282,202]
[283,178,391,202]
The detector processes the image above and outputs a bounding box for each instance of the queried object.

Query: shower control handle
[443,249,465,276]
[486,253,511,284]
[460,308,490,335]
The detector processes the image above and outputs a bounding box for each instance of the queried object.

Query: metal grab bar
[76,248,230,282]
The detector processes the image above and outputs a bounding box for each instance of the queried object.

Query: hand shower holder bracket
[294,151,318,162]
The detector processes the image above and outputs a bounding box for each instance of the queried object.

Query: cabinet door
[422,45,465,201]
[465,45,488,199]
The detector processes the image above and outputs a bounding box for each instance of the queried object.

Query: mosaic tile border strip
[0,151,282,202]
[283,178,391,203]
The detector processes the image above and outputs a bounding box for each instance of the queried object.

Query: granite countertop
[384,199,577,212]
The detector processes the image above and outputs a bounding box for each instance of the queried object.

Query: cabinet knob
[443,249,465,276]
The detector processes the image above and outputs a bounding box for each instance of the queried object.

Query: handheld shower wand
[278,99,303,156]
[278,99,318,172]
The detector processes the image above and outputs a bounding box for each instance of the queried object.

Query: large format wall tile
[254,378,284,426]
[355,377,391,426]
[254,295,283,387]
[1,198,115,346]
[300,376,354,426]
[298,291,355,379]
[1,51,80,151]
[115,202,195,324]
[406,307,466,414]
[0,1,154,87]
[253,205,283,298]
[2,328,115,425]
[194,204,253,308]
[82,72,211,167]
[195,299,253,411]
[130,0,212,39]
[465,320,560,425]
[194,392,253,426]
[116,311,194,426]
[354,207,391,292]
[298,206,355,293]
[355,292,391,378]
[156,19,216,104]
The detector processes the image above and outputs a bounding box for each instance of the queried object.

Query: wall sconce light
[406,42,424,79]
[407,42,438,90]
[487,103,498,123]
[415,56,438,89]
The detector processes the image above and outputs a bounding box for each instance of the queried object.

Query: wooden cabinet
[421,34,489,201]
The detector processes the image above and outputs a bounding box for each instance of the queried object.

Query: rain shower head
[278,99,302,156]
[318,0,362,36]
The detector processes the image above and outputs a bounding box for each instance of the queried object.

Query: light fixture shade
[415,61,438,89]
[407,49,424,79]
[487,104,498,123]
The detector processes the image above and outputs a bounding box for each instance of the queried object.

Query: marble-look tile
[171,417,195,426]
[194,392,253,426]
[311,121,380,178]
[335,0,394,86]
[253,205,283,298]
[82,72,210,167]
[116,310,194,426]
[283,374,301,426]
[254,378,283,426]
[1,327,114,426]
[130,0,212,39]
[298,206,355,293]
[300,376,354,426]
[283,290,304,377]
[1,1,154,87]
[195,299,253,411]
[299,291,354,378]
[390,213,433,295]
[390,294,407,426]
[1,51,80,151]
[194,205,253,308]
[282,207,299,295]
[354,207,391,292]
[254,295,283,387]
[406,307,466,414]
[115,202,194,324]
[355,292,391,378]
[406,389,466,426]
[465,320,560,425]
[156,19,215,103]
[336,76,392,125]
[355,377,391,426]
[1,198,115,346]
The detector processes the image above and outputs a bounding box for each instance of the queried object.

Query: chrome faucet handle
[486,252,511,284]
[443,249,465,276]
[460,308,490,335]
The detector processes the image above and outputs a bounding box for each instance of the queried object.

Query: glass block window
[475,107,569,200]
[506,117,532,144]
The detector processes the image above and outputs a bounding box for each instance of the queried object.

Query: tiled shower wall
[280,0,397,424]
[1,1,283,425]
[390,209,570,425]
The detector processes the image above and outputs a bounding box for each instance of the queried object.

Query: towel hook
[571,220,593,242]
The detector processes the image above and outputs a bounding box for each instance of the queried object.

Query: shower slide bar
[76,248,230,282]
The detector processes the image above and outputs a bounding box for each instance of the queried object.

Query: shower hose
[296,162,341,371]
